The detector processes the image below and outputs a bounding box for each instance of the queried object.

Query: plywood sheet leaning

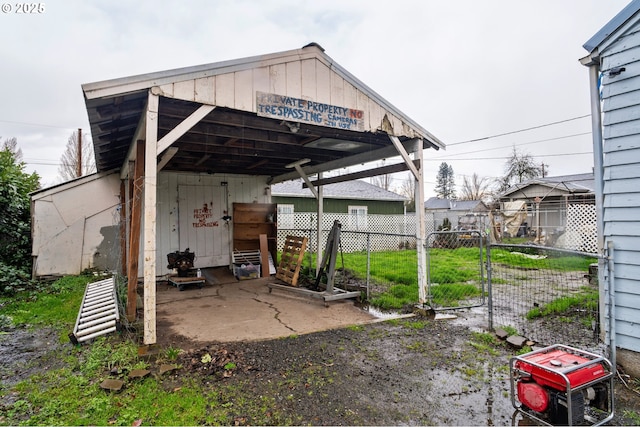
[275,235,308,286]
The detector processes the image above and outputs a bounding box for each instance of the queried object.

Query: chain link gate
[426,230,486,310]
[487,243,603,352]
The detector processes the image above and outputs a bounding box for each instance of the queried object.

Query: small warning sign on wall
[193,203,219,228]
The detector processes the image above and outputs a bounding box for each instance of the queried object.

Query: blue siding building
[582,0,640,375]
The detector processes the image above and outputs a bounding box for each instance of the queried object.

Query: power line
[428,151,592,162]
[433,132,591,160]
[0,119,78,130]
[447,114,591,146]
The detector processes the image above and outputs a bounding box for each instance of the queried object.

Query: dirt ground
[3,316,639,426]
[160,314,640,426]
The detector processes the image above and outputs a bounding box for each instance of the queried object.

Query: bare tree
[398,174,416,212]
[501,146,541,191]
[370,173,392,191]
[1,137,22,160]
[459,173,493,201]
[58,130,96,182]
[369,161,392,190]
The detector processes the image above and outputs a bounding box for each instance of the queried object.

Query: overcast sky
[1,0,632,195]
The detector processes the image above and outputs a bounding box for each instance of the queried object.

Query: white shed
[49,43,446,344]
[582,0,640,375]
[31,171,121,277]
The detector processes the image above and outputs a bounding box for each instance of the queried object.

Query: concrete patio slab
[154,268,376,347]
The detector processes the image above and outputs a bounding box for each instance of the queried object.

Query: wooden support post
[259,234,270,278]
[126,141,145,321]
[143,91,159,345]
[414,140,428,305]
[119,181,127,277]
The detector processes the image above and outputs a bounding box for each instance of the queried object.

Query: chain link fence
[276,212,608,355]
[277,213,420,312]
[426,230,486,310]
[487,243,602,351]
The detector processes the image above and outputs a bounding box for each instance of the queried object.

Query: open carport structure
[81,43,445,344]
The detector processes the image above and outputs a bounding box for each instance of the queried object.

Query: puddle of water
[426,366,518,426]
[435,313,458,320]
[365,306,412,320]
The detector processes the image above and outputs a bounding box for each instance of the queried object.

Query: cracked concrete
[155,268,375,347]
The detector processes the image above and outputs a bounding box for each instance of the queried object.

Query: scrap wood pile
[275,235,308,286]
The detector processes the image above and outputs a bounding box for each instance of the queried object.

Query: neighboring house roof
[272,179,409,202]
[500,173,595,199]
[583,0,640,53]
[424,197,488,212]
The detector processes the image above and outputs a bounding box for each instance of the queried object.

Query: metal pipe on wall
[586,62,609,346]
[608,241,616,373]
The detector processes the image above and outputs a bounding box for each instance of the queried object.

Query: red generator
[510,344,614,426]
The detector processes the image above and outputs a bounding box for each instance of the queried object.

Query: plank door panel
[178,185,230,267]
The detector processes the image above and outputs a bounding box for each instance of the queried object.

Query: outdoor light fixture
[609,67,626,76]
[281,120,300,133]
[303,137,369,152]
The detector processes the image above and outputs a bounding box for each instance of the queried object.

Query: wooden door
[178,185,230,267]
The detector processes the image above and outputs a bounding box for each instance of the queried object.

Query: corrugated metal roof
[500,173,595,198]
[272,179,409,202]
[583,0,640,52]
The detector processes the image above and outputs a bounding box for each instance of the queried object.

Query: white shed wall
[31,172,122,277]
[600,20,640,353]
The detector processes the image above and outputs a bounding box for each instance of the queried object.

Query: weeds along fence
[487,244,602,351]
[426,231,486,311]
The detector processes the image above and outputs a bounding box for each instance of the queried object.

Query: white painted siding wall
[156,52,421,139]
[31,172,121,277]
[600,20,640,353]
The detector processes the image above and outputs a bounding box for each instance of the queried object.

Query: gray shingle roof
[272,179,409,202]
[424,197,488,211]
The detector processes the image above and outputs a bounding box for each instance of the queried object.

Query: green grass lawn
[334,246,595,311]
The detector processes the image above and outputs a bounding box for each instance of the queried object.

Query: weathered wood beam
[126,140,145,321]
[389,136,420,180]
[156,104,215,155]
[304,160,420,187]
[269,139,417,184]
[119,181,127,277]
[286,159,318,198]
[157,147,178,171]
[246,159,269,170]
[120,101,149,180]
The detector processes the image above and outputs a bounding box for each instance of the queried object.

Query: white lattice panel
[276,213,424,253]
[557,204,597,253]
